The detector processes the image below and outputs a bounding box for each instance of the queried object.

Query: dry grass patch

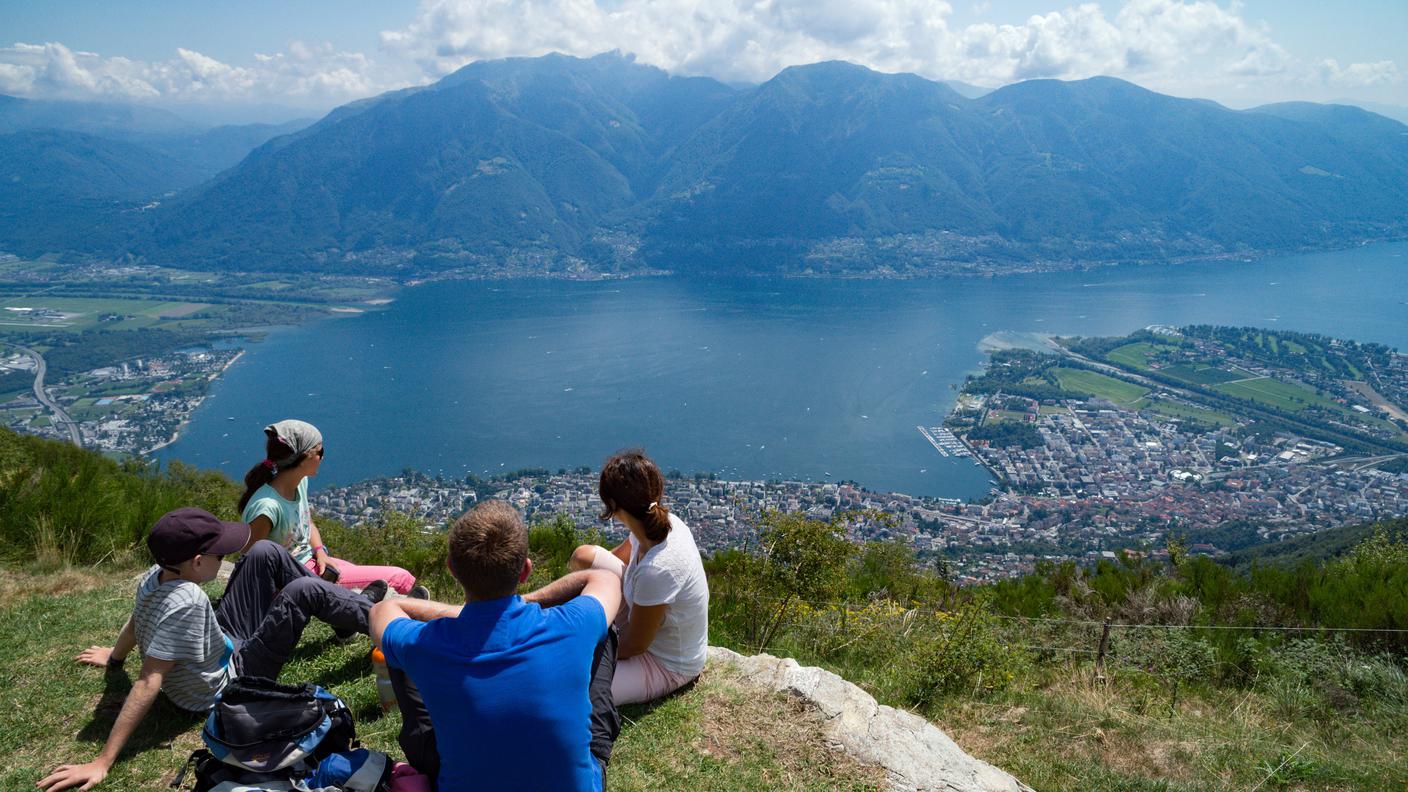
[611,665,885,792]
[0,565,114,607]
[700,667,885,785]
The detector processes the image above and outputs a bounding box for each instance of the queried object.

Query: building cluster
[312,369,1408,585]
[0,348,241,454]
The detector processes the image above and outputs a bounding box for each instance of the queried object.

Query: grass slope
[1052,368,1151,407]
[0,568,882,792]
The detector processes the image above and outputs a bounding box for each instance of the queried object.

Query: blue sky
[1,0,1403,120]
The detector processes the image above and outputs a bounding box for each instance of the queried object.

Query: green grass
[934,665,1408,791]
[1159,363,1242,385]
[1052,368,1150,407]
[989,410,1032,422]
[1145,400,1239,428]
[730,598,1408,792]
[1214,377,1334,413]
[1106,342,1159,370]
[0,297,241,334]
[0,569,883,792]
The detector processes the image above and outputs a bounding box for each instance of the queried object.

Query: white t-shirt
[623,513,710,677]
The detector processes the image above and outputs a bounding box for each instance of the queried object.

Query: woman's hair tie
[261,459,277,471]
[648,501,659,510]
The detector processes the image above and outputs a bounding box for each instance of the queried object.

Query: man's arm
[76,617,136,668]
[37,655,173,791]
[369,598,462,647]
[524,570,622,622]
[523,570,594,608]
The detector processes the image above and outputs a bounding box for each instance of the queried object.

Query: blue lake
[159,242,1408,498]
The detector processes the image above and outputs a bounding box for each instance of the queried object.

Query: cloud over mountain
[381,0,1401,99]
[0,1,1399,112]
[0,40,405,109]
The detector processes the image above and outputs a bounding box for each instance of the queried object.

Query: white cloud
[0,40,406,108]
[381,0,1402,101]
[0,1,1399,112]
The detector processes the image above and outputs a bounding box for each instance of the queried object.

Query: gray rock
[708,646,1034,792]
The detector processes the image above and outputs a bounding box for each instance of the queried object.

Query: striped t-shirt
[133,566,234,712]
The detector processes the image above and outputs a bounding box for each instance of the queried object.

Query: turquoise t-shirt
[242,478,314,564]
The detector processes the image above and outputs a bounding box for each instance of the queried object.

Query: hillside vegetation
[3,427,1407,789]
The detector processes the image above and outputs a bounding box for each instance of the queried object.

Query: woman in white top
[570,449,710,705]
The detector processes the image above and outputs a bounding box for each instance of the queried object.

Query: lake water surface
[159,242,1408,499]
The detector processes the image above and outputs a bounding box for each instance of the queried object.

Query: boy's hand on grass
[37,760,109,791]
[75,646,114,668]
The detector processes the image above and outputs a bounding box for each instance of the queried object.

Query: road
[9,343,81,446]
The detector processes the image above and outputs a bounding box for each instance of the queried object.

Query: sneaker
[361,579,390,605]
[409,585,430,600]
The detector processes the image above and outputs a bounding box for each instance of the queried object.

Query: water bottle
[371,648,396,712]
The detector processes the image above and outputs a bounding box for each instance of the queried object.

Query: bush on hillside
[0,428,237,568]
[318,511,454,594]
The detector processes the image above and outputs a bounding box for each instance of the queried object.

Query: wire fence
[710,590,1408,634]
[707,588,1408,681]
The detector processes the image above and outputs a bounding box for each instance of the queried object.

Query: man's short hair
[448,500,528,599]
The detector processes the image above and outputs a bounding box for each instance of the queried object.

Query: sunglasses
[315,446,326,458]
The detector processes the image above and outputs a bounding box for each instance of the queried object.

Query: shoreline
[143,347,244,456]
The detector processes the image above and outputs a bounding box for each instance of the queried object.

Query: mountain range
[4,53,1407,276]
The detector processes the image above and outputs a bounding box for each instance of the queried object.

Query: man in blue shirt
[370,500,623,791]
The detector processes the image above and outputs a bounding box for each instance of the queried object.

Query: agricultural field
[1144,399,1239,428]
[1105,341,1160,369]
[1051,368,1150,407]
[0,297,228,333]
[1213,376,1337,413]
[1158,363,1244,385]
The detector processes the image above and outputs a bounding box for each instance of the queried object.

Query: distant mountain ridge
[6,53,1408,274]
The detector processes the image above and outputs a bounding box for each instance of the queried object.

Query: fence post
[1095,619,1112,683]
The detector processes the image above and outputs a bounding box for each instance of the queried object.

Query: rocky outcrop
[708,646,1034,792]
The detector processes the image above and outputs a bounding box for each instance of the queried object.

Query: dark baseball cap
[148,508,251,566]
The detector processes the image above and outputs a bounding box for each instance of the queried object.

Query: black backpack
[172,677,384,792]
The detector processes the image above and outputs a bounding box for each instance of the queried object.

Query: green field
[1052,368,1150,406]
[0,297,226,333]
[1160,363,1243,385]
[1145,399,1238,427]
[1214,376,1334,412]
[1105,342,1159,369]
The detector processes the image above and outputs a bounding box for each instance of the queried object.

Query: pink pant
[589,546,695,705]
[306,554,417,595]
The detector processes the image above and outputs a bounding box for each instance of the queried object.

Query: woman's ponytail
[237,435,299,513]
[643,502,672,542]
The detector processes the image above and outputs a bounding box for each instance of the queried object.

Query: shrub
[0,428,238,567]
[903,599,1025,706]
[319,511,452,595]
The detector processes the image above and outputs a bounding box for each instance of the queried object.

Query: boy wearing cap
[39,508,386,792]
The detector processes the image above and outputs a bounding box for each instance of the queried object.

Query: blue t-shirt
[380,595,607,792]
